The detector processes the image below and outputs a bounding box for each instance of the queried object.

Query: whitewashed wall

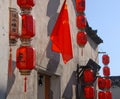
[0,0,9,99]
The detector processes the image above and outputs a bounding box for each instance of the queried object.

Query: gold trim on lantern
[20,8,32,15]
[20,38,32,46]
[19,70,31,75]
[9,39,18,46]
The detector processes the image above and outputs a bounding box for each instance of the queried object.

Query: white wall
[0,0,9,98]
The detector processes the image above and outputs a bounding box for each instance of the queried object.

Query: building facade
[0,0,103,99]
[110,76,120,99]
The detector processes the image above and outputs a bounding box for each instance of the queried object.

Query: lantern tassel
[8,47,12,77]
[24,76,27,93]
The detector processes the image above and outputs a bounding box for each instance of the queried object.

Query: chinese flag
[50,0,73,64]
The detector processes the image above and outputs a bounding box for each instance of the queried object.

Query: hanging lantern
[76,0,85,12]
[105,78,111,89]
[83,69,94,83]
[17,0,35,9]
[103,66,110,77]
[102,54,110,65]
[9,8,20,45]
[84,86,95,99]
[98,91,106,99]
[77,31,87,47]
[105,91,112,99]
[21,14,35,39]
[76,15,86,29]
[16,46,36,75]
[98,77,105,90]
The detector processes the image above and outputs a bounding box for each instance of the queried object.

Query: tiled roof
[85,23,103,45]
[110,76,120,88]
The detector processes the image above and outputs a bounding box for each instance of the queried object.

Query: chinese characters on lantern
[9,8,19,45]
[16,0,36,93]
[16,0,36,75]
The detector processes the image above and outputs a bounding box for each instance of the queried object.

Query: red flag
[50,0,73,63]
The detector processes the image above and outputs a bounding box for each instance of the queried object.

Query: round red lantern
[98,91,106,99]
[76,0,85,12]
[83,69,94,83]
[21,14,35,39]
[103,66,110,77]
[84,86,95,99]
[16,46,36,75]
[98,77,105,90]
[76,15,86,29]
[102,54,110,65]
[17,0,35,9]
[105,91,112,99]
[77,32,87,47]
[105,78,111,89]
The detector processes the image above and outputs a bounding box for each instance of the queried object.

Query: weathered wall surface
[0,0,9,98]
[0,0,99,99]
[111,86,120,99]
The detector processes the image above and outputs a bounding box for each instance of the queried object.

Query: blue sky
[85,0,120,76]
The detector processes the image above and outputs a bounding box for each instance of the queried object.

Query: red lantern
[77,32,87,47]
[105,78,111,89]
[84,86,95,99]
[83,69,94,83]
[21,14,35,39]
[105,91,112,99]
[9,8,20,45]
[76,0,85,12]
[102,54,110,65]
[17,0,35,9]
[76,15,86,29]
[98,77,105,90]
[98,91,106,99]
[16,46,36,75]
[103,66,110,77]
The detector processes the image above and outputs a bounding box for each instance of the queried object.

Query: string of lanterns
[98,54,112,99]
[16,0,36,93]
[83,68,95,99]
[75,0,95,99]
[9,7,20,76]
[76,0,87,56]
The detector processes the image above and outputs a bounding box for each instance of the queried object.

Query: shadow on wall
[6,61,16,97]
[46,0,60,73]
[62,71,85,99]
[62,71,76,99]
[0,90,6,99]
[72,0,77,15]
